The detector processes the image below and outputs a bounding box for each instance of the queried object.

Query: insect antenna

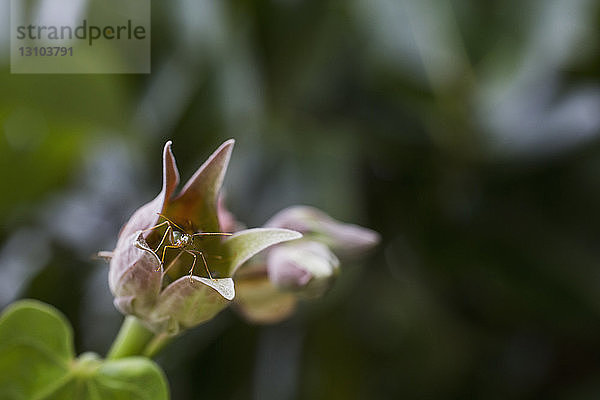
[192,232,233,237]
[156,213,186,232]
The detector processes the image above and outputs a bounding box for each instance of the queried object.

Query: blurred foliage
[0,301,168,400]
[1,0,600,399]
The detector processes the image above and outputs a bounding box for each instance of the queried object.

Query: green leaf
[221,228,303,276]
[83,355,169,400]
[31,354,169,400]
[0,300,169,400]
[0,300,74,400]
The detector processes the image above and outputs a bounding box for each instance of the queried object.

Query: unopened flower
[266,241,339,298]
[233,206,380,323]
[265,206,380,258]
[108,141,301,335]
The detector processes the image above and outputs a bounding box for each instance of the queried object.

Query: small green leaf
[0,300,74,400]
[0,300,170,400]
[221,228,303,276]
[87,356,169,400]
[30,354,169,400]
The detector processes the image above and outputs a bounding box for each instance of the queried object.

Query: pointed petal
[118,141,180,241]
[149,277,234,335]
[265,206,380,259]
[162,140,181,202]
[221,228,302,276]
[169,140,235,232]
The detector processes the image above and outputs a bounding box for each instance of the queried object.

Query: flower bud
[265,206,380,259]
[108,141,301,335]
[267,241,339,298]
[233,264,298,324]
[232,207,379,324]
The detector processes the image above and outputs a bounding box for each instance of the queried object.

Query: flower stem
[142,333,173,358]
[107,316,155,360]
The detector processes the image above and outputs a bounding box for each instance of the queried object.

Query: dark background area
[2,0,600,398]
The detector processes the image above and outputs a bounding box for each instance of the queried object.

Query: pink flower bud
[267,241,339,298]
[108,141,301,335]
[265,206,380,259]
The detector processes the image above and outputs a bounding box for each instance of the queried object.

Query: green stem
[142,333,173,358]
[107,316,155,360]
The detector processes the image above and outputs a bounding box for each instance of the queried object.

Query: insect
[142,214,232,282]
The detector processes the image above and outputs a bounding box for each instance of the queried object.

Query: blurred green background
[2,0,600,398]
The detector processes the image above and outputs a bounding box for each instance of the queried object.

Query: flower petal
[267,241,340,298]
[221,228,302,276]
[265,206,380,258]
[169,139,234,232]
[234,275,297,324]
[109,231,162,317]
[149,277,235,335]
[118,141,180,241]
[217,194,245,233]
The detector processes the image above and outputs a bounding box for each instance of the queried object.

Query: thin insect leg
[140,220,170,234]
[153,224,173,254]
[154,228,173,272]
[184,250,198,283]
[161,244,183,266]
[199,252,214,280]
[187,250,214,281]
[161,249,184,275]
[139,220,171,271]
